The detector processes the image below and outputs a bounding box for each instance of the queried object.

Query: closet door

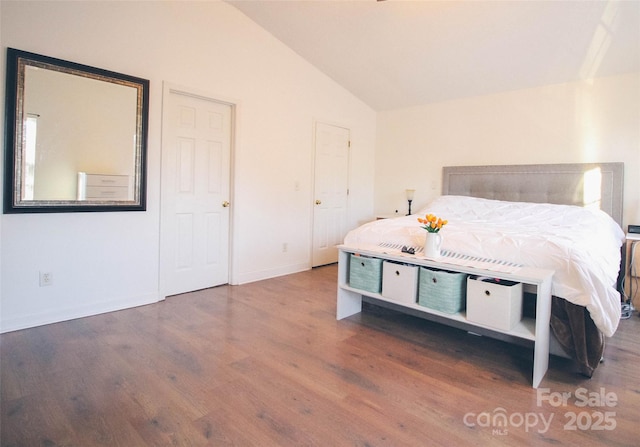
[160,86,232,297]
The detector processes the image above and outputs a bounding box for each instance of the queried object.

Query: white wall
[376,73,640,229]
[0,1,376,332]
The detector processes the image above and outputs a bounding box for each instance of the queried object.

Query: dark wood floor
[1,264,638,446]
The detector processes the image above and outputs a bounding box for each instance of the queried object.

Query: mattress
[343,195,625,337]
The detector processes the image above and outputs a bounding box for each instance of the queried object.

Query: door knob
[222,201,230,207]
[315,200,322,205]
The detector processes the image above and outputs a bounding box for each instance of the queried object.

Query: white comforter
[343,195,625,337]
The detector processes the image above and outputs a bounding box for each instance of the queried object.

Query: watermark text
[463,387,618,435]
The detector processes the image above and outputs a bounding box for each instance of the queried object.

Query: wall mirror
[4,48,149,213]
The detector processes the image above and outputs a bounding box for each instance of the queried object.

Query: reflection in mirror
[4,48,149,213]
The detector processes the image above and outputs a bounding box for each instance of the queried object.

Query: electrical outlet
[39,271,53,287]
[282,243,288,253]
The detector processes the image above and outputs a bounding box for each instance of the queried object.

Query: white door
[312,122,350,267]
[160,86,232,297]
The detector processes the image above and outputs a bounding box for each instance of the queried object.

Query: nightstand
[625,233,640,309]
[376,214,401,220]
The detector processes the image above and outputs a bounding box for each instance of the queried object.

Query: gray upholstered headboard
[442,163,624,226]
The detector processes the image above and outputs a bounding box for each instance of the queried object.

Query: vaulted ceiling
[228,0,640,111]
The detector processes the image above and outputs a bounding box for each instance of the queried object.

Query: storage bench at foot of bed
[336,247,554,388]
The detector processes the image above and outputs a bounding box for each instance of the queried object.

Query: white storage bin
[382,261,418,304]
[466,276,523,331]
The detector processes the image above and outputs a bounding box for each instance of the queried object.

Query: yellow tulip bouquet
[418,213,448,233]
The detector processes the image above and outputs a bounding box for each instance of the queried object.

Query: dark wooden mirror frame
[4,48,149,213]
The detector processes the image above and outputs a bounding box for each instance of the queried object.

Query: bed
[342,163,625,377]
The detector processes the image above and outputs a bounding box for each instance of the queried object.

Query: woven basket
[349,254,383,293]
[418,267,468,313]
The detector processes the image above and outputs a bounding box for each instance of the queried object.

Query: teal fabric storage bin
[418,267,468,313]
[349,254,383,293]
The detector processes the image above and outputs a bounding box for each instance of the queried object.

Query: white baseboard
[2,263,315,332]
[232,262,311,285]
[0,292,162,334]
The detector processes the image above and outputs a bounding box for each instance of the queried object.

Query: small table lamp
[406,189,415,215]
